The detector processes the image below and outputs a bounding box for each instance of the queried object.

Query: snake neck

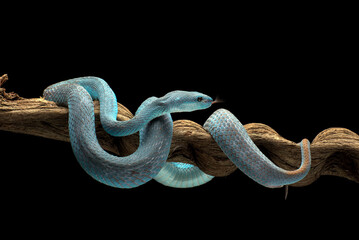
[103,98,168,137]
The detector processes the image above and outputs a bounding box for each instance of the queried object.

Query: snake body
[43,77,311,189]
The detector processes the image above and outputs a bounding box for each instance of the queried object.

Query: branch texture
[1,75,358,187]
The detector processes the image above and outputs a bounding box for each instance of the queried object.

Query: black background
[1,3,358,227]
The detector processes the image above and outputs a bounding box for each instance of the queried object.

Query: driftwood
[1,74,358,187]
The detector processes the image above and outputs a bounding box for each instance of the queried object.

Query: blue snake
[43,77,311,189]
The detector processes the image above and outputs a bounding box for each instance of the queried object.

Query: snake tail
[204,108,311,188]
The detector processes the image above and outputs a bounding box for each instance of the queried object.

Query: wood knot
[0,74,23,101]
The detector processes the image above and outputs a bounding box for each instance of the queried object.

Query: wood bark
[1,74,358,187]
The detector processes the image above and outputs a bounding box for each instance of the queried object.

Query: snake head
[161,90,213,113]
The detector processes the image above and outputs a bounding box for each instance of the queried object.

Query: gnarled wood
[1,75,358,187]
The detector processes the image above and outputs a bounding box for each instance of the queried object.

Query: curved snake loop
[43,77,311,189]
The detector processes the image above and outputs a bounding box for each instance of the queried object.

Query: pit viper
[43,77,311,189]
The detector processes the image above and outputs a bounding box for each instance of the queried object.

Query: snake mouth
[203,99,214,104]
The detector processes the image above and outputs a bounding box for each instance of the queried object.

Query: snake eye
[197,97,203,102]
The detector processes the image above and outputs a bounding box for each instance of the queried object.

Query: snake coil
[43,77,311,189]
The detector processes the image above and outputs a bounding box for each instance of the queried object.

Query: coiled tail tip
[300,138,311,174]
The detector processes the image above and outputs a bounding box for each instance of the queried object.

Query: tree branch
[1,75,358,187]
